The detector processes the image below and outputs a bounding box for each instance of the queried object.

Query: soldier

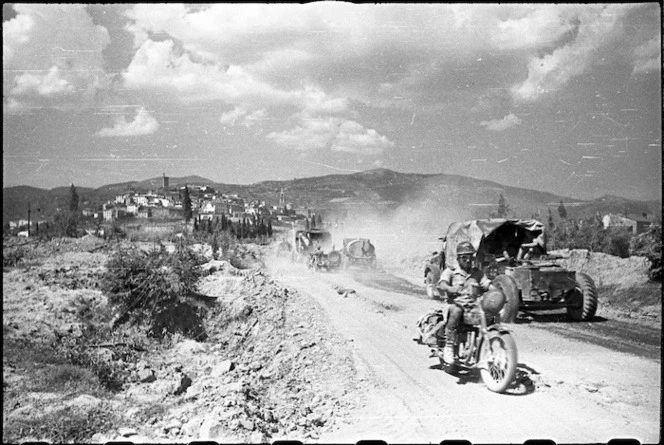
[435,241,496,364]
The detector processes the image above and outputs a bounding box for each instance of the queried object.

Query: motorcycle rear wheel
[479,332,518,393]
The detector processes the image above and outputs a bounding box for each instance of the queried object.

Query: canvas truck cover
[443,219,545,269]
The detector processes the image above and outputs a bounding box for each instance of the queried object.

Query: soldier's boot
[442,344,455,364]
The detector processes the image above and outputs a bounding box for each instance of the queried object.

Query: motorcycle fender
[485,324,511,337]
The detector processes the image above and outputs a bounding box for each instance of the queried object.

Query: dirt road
[265,258,661,444]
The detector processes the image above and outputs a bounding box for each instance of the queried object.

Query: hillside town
[7,174,316,236]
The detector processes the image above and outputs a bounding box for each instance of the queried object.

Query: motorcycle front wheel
[479,332,518,393]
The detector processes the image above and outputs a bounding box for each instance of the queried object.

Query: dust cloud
[324,196,473,269]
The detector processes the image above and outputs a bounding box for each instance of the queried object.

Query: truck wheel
[567,272,598,321]
[491,274,520,323]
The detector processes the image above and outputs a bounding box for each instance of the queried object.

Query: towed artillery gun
[437,218,598,322]
[341,238,377,269]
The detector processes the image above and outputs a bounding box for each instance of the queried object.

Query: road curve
[266,258,661,444]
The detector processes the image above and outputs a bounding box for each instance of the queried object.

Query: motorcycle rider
[436,241,496,364]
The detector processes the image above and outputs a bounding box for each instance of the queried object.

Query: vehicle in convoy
[275,239,292,258]
[292,229,341,271]
[423,237,446,298]
[427,285,518,393]
[439,218,598,322]
[308,246,343,272]
[341,238,377,269]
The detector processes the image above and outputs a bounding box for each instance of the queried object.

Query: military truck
[292,229,334,262]
[439,218,598,322]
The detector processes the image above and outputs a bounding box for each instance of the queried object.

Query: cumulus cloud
[220,106,267,128]
[267,116,393,155]
[96,107,159,137]
[491,5,578,51]
[2,4,110,110]
[11,66,75,97]
[480,113,522,131]
[510,4,635,102]
[332,121,394,155]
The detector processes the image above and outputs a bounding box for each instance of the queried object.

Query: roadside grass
[3,334,121,443]
[3,321,141,443]
[3,403,119,444]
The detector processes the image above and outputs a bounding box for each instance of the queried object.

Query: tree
[497,194,509,218]
[69,184,79,213]
[316,214,322,228]
[305,218,310,230]
[182,186,193,222]
[558,200,567,220]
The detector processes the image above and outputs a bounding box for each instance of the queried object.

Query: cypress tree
[182,186,193,222]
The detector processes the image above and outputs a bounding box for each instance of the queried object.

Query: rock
[182,416,203,437]
[173,374,193,396]
[67,394,101,410]
[174,339,207,355]
[163,418,182,432]
[95,347,114,362]
[137,368,156,383]
[199,416,224,439]
[239,418,255,431]
[117,427,138,437]
[218,381,243,396]
[91,433,109,442]
[124,407,141,419]
[211,359,235,377]
[584,384,599,393]
[249,432,264,443]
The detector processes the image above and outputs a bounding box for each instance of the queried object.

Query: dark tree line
[193,212,273,242]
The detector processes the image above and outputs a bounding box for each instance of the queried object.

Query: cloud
[220,106,267,128]
[2,4,110,110]
[490,5,578,51]
[96,107,159,137]
[632,35,661,75]
[11,66,75,96]
[510,5,635,102]
[480,113,522,131]
[332,121,394,155]
[267,117,393,155]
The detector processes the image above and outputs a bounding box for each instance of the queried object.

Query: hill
[3,169,661,226]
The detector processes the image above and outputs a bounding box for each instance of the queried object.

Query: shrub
[100,245,211,339]
[630,224,662,281]
[3,246,26,267]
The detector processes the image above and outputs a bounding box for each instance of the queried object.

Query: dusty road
[266,258,661,444]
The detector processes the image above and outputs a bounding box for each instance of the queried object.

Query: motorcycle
[429,287,518,393]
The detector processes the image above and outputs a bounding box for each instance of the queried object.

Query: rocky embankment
[3,239,362,443]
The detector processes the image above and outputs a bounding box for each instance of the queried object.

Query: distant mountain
[3,169,661,225]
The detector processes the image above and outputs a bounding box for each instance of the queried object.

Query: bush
[3,246,26,267]
[100,245,211,339]
[630,224,662,281]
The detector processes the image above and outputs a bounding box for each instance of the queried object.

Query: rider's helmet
[481,289,506,316]
[456,241,475,256]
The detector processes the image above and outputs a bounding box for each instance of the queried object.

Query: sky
[2,3,662,201]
